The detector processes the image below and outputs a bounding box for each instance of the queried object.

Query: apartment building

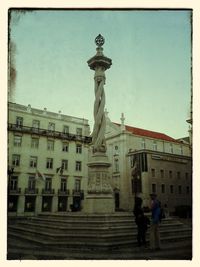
[8,102,91,215]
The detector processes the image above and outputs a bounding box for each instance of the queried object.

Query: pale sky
[9,9,192,139]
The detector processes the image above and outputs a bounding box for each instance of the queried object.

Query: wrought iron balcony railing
[8,123,92,144]
[58,189,70,195]
[72,189,84,196]
[8,188,21,194]
[42,188,55,195]
[24,188,39,194]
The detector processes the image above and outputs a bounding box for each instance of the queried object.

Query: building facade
[8,103,192,215]
[8,102,91,215]
[105,114,192,213]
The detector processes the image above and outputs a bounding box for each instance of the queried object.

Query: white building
[105,113,192,213]
[8,102,91,215]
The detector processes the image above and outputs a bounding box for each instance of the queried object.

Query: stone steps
[7,213,192,259]
[9,222,191,240]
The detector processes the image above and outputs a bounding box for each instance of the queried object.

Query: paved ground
[7,239,192,260]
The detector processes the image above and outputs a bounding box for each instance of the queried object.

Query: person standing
[133,197,149,247]
[149,193,161,250]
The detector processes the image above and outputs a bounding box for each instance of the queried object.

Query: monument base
[83,151,115,213]
[83,194,115,214]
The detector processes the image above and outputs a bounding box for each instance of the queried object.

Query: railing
[8,123,92,144]
[42,188,55,195]
[24,188,39,194]
[8,188,21,194]
[58,189,70,195]
[72,189,84,196]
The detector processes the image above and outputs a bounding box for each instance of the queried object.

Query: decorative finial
[95,34,105,47]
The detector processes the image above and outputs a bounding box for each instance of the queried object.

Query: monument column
[84,34,114,213]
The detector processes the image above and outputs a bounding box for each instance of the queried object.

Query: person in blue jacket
[149,193,161,250]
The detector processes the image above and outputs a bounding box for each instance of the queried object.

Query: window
[169,170,173,178]
[170,143,173,153]
[141,138,146,149]
[30,156,37,168]
[45,178,52,190]
[75,161,82,171]
[31,138,39,148]
[178,185,182,194]
[61,178,67,191]
[185,172,189,181]
[46,158,53,169]
[153,141,157,151]
[152,184,156,193]
[170,185,174,194]
[160,169,164,178]
[130,155,135,168]
[114,158,119,172]
[48,122,55,131]
[10,176,18,190]
[76,128,82,136]
[12,154,20,166]
[63,125,69,134]
[32,120,40,129]
[74,179,81,191]
[62,142,68,152]
[28,176,35,190]
[177,172,181,179]
[161,184,165,193]
[47,140,54,151]
[151,168,155,178]
[14,135,22,147]
[115,145,118,150]
[16,117,23,127]
[62,160,68,171]
[76,144,82,154]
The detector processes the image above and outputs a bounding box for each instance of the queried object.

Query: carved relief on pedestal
[87,171,112,194]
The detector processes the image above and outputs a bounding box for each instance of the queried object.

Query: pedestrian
[133,197,150,247]
[149,193,161,250]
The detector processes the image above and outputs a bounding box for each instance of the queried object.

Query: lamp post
[7,166,14,210]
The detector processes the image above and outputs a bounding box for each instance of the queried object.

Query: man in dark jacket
[133,197,149,247]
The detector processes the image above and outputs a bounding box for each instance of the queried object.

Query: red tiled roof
[114,123,178,143]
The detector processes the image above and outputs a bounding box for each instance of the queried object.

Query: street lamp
[7,166,14,211]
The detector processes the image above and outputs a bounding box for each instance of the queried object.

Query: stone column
[52,196,58,213]
[17,195,25,215]
[84,34,114,213]
[35,195,42,215]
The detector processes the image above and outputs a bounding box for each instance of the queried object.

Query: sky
[9,9,192,139]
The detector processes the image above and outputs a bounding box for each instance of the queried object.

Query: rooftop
[114,122,180,143]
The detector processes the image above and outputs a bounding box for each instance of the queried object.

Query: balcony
[8,123,92,144]
[9,188,21,195]
[72,189,84,196]
[58,189,70,196]
[42,188,55,195]
[24,188,39,195]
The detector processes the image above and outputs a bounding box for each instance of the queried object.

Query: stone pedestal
[84,152,115,213]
